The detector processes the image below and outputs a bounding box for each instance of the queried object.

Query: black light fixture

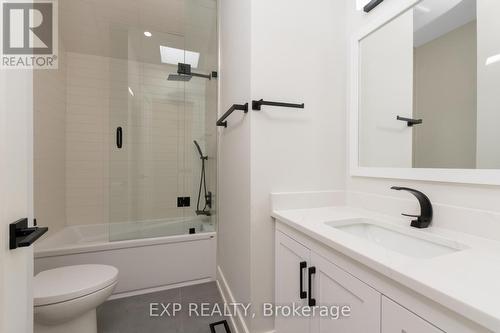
[364,0,384,13]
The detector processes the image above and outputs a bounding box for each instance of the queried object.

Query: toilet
[34,265,118,333]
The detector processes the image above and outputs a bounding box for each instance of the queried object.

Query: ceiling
[59,0,218,70]
[414,0,476,47]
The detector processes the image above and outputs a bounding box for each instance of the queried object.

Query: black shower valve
[177,197,191,207]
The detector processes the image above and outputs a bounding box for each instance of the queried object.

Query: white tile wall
[34,45,67,235]
[65,52,110,225]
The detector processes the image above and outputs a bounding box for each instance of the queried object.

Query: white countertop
[272,206,500,332]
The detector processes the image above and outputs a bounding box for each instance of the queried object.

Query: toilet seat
[34,265,118,307]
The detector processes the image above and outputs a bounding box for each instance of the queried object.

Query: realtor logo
[1,0,58,69]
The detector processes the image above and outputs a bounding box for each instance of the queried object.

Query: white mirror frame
[349,0,500,186]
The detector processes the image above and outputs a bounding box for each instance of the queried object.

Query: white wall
[34,44,67,236]
[347,0,500,232]
[217,0,252,331]
[64,52,113,225]
[218,0,347,332]
[250,0,346,331]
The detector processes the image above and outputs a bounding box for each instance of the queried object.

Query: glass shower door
[108,0,218,242]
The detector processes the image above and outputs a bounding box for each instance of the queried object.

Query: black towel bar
[217,103,249,128]
[252,99,304,111]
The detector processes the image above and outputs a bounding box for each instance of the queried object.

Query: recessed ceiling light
[144,31,152,37]
[128,87,135,97]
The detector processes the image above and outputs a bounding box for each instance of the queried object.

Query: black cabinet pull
[116,127,123,149]
[308,266,316,307]
[299,262,307,299]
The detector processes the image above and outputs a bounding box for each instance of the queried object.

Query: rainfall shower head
[167,62,215,82]
[167,74,192,82]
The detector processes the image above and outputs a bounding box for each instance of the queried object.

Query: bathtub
[35,216,216,297]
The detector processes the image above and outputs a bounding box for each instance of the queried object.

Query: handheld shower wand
[193,140,211,216]
[194,140,207,160]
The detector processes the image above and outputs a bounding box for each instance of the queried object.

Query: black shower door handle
[299,261,307,299]
[116,127,123,149]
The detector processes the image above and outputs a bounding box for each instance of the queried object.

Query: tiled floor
[97,282,233,333]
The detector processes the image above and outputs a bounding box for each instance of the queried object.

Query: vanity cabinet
[275,231,381,333]
[275,227,487,333]
[381,297,444,333]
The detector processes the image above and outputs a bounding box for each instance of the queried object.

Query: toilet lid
[34,265,118,306]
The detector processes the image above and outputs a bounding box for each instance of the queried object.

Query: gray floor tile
[97,282,233,333]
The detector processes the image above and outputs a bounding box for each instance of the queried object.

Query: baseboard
[216,266,251,333]
[109,277,214,300]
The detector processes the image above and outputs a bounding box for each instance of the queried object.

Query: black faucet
[390,187,433,229]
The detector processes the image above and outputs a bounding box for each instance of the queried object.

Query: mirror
[358,0,500,170]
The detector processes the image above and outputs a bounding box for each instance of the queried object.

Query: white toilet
[34,265,118,333]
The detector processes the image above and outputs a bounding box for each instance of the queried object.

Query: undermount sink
[325,219,465,259]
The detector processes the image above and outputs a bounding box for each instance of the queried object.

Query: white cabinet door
[275,231,311,333]
[310,252,381,333]
[382,297,444,333]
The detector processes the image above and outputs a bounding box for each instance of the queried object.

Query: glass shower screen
[106,0,218,241]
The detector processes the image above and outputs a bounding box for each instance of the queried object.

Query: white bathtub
[35,217,216,297]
